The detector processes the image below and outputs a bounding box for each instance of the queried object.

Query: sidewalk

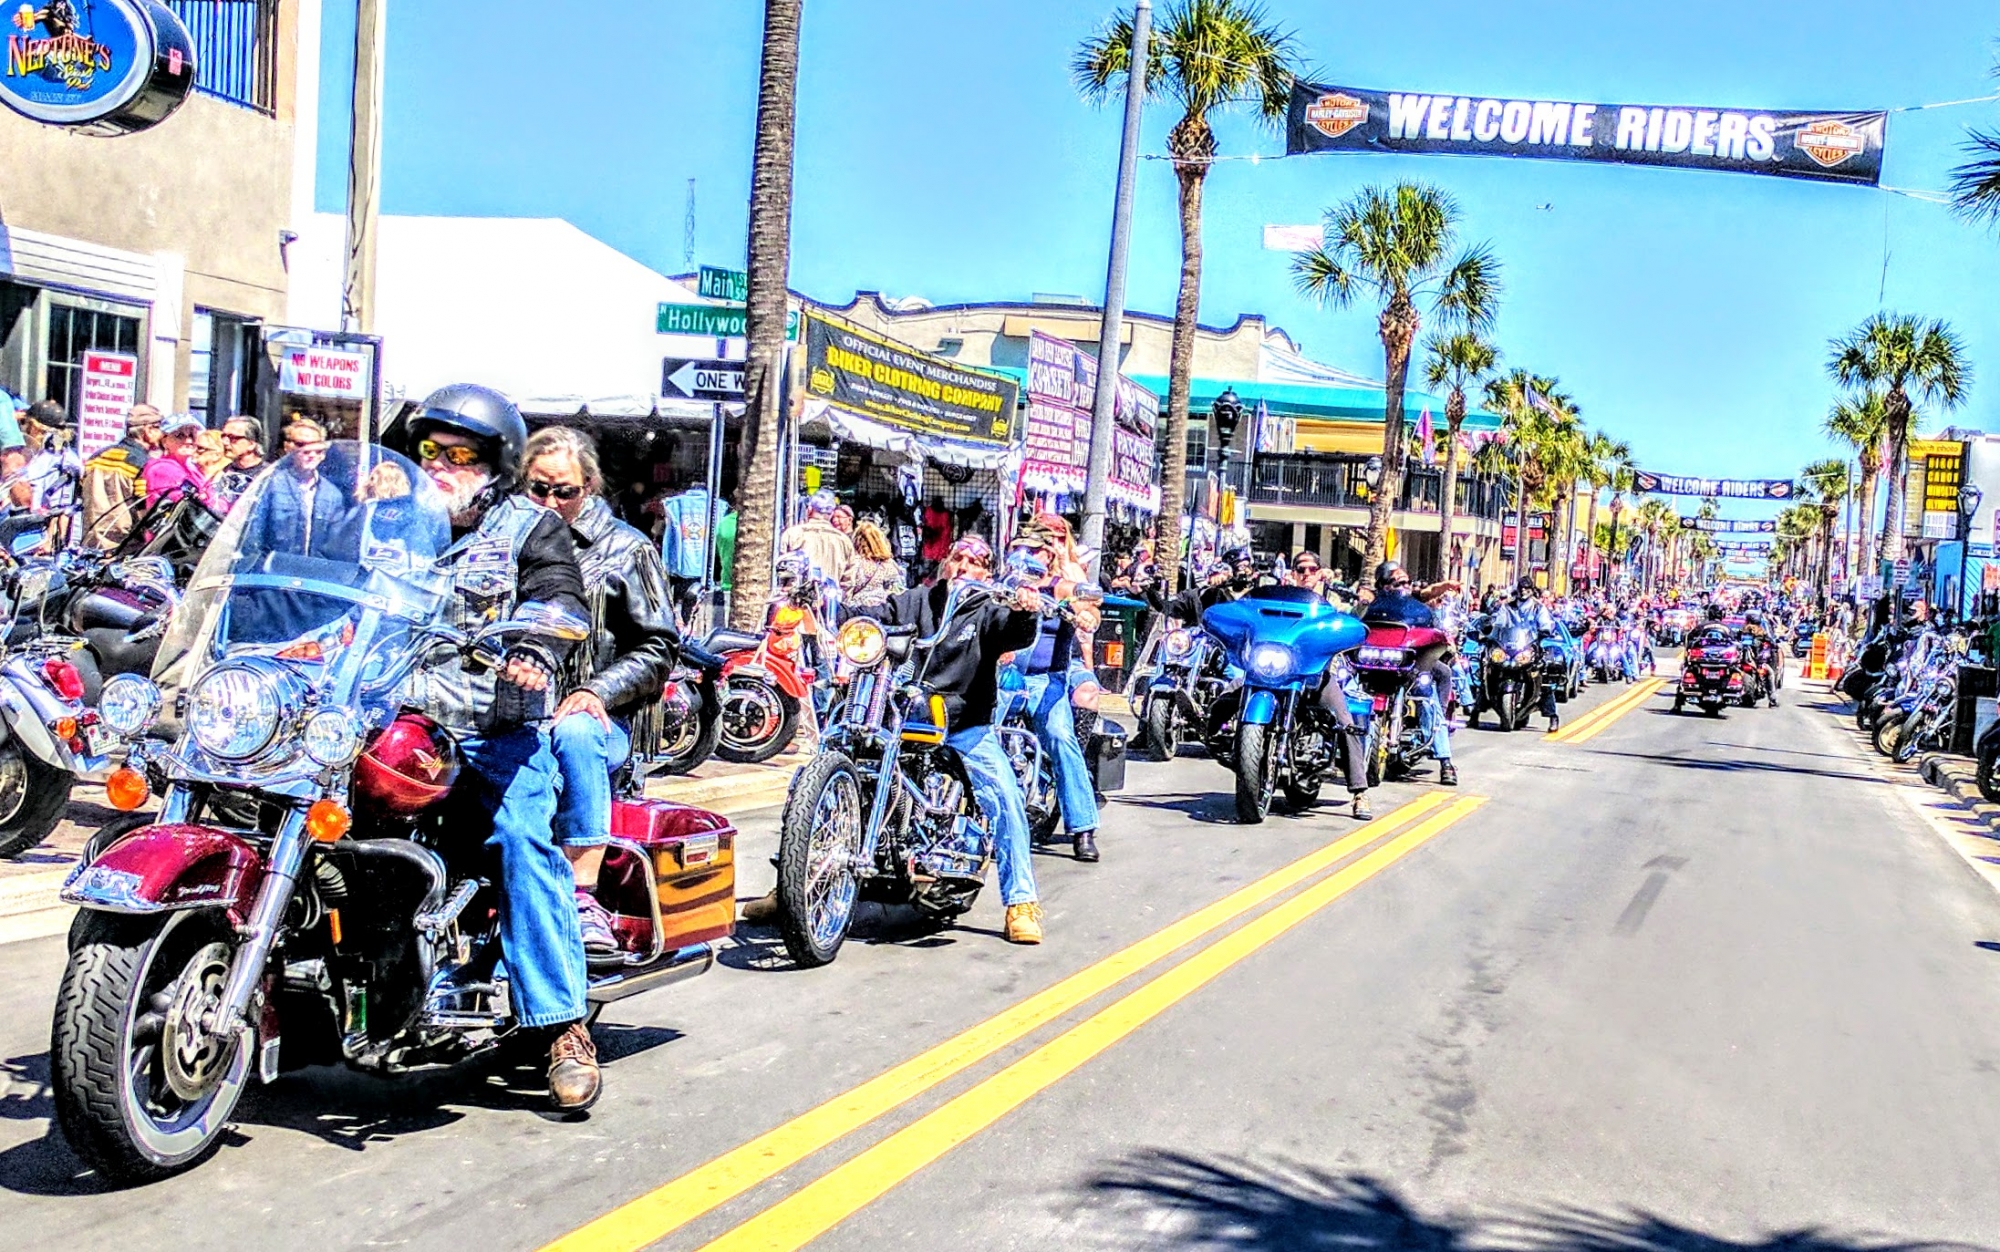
[0,756,800,946]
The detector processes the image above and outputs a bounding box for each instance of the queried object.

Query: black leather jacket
[568,496,680,717]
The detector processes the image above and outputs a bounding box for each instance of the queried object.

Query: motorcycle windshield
[1497,625,1536,654]
[155,443,455,711]
[1203,586,1367,679]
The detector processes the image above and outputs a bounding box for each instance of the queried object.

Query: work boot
[1072,829,1099,862]
[740,890,779,925]
[1439,762,1459,787]
[548,1022,601,1113]
[1768,693,1780,708]
[575,891,620,963]
[1350,791,1373,820]
[1004,902,1045,945]
[1546,712,1561,733]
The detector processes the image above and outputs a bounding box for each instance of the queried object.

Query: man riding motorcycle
[1003,522,1103,863]
[522,428,681,963]
[406,385,599,1111]
[1488,577,1562,732]
[1742,609,1779,707]
[1360,561,1459,787]
[877,536,1049,943]
[1158,546,1258,626]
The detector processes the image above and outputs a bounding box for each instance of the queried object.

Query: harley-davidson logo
[1306,92,1368,140]
[412,749,447,780]
[1796,119,1865,168]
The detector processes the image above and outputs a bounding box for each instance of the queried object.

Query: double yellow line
[1547,677,1666,744]
[542,792,1486,1252]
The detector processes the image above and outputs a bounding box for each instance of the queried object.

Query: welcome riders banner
[1679,517,1779,532]
[1634,473,1796,499]
[1287,82,1886,186]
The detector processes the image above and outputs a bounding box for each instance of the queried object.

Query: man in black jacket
[523,428,681,960]
[876,536,1049,943]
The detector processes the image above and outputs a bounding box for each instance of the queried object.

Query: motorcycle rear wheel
[53,911,253,1184]
[1145,698,1179,762]
[717,676,800,764]
[1235,722,1276,825]
[1873,712,1906,758]
[0,741,73,860]
[775,751,865,968]
[652,699,722,776]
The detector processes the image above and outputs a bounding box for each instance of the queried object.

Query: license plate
[83,724,117,756]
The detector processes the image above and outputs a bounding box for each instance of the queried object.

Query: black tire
[1672,695,1685,714]
[1873,712,1906,758]
[1145,697,1179,762]
[52,911,252,1184]
[0,740,74,860]
[1703,701,1724,717]
[1282,773,1323,810]
[1364,717,1387,788]
[1235,721,1276,825]
[1501,683,1524,732]
[716,676,800,764]
[652,696,722,776]
[1977,740,2000,804]
[774,751,865,968]
[1893,718,1925,764]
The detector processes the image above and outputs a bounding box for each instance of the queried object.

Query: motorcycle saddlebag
[600,799,737,952]
[1088,718,1129,793]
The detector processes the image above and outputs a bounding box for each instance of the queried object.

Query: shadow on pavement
[1583,750,1889,787]
[1080,1151,1992,1252]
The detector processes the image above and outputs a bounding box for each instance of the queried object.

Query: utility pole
[1077,0,1150,576]
[342,0,386,335]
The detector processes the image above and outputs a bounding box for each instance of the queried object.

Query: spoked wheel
[652,691,722,776]
[53,911,254,1184]
[717,675,800,764]
[1893,716,1929,764]
[0,738,74,859]
[1234,722,1277,825]
[775,752,865,967]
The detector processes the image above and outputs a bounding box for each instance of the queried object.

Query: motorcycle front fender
[1242,687,1282,727]
[60,824,265,926]
[0,675,74,770]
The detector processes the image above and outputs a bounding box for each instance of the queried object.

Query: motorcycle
[1351,620,1453,786]
[1140,623,1226,761]
[713,604,817,765]
[1672,625,1741,716]
[1476,620,1544,732]
[1201,586,1367,824]
[52,444,735,1183]
[1585,624,1628,684]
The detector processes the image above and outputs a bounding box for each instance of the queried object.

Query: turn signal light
[306,799,352,843]
[52,717,77,741]
[105,767,149,812]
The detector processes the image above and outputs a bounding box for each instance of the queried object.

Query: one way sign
[663,359,744,399]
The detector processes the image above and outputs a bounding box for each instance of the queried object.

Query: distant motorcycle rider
[1742,609,1779,707]
[406,385,599,1112]
[1489,576,1562,732]
[1157,546,1257,626]
[1361,561,1459,787]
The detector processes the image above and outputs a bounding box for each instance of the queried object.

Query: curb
[1918,754,2000,834]
[0,762,799,942]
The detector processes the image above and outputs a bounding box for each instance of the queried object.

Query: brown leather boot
[1004,902,1045,944]
[548,1022,601,1112]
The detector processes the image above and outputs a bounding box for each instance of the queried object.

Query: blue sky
[314,0,2000,524]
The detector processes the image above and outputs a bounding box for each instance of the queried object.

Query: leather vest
[415,495,546,734]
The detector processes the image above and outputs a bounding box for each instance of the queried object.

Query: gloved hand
[491,646,556,726]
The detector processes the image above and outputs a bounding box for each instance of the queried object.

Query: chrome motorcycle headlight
[835,617,887,667]
[99,674,163,738]
[1163,629,1195,658]
[302,707,364,767]
[1247,642,1294,681]
[188,664,285,761]
[1490,647,1509,664]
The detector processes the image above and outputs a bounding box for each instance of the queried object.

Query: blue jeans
[460,726,588,1029]
[551,712,633,849]
[1416,691,1453,760]
[946,723,1038,908]
[1020,671,1099,835]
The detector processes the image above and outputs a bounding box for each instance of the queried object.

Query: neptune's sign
[2,0,195,136]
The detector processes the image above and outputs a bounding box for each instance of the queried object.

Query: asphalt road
[3,676,2000,1250]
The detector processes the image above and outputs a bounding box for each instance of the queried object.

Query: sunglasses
[1389,578,1412,588]
[416,438,482,467]
[526,479,585,502]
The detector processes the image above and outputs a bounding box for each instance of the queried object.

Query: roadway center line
[691,796,1489,1252]
[1549,679,1665,744]
[540,792,1451,1252]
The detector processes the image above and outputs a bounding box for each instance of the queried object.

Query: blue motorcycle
[1203,587,1369,824]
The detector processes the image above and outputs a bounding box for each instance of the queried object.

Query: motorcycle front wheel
[1872,711,1906,758]
[775,751,865,968]
[717,675,800,764]
[53,911,254,1184]
[1235,721,1276,825]
[1145,697,1179,762]
[1501,681,1524,732]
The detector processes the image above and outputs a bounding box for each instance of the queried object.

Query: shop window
[45,304,142,414]
[167,1,278,114]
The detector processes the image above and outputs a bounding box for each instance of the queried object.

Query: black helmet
[1221,545,1253,568]
[1514,576,1537,598]
[409,384,527,484]
[1374,560,1404,588]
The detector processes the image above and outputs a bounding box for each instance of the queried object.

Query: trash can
[1095,594,1146,691]
[1954,664,1996,756]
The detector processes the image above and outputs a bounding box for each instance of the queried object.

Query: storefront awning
[804,397,1014,471]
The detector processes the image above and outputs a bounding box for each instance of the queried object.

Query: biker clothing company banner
[1678,517,1777,532]
[1633,472,1795,499]
[1022,331,1161,512]
[1287,82,1887,186]
[804,313,1018,447]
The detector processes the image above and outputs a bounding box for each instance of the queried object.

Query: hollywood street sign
[664,359,745,400]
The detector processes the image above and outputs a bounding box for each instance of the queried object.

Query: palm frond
[1950,129,2000,226]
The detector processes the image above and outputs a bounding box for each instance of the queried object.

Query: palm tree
[1579,432,1632,592]
[1294,183,1499,580]
[1828,313,1971,569]
[1634,498,1675,594]
[1076,0,1301,595]
[1950,127,2000,226]
[730,0,806,629]
[1823,390,1890,583]
[1422,330,1500,582]
[1483,370,1567,585]
[1799,457,1852,603]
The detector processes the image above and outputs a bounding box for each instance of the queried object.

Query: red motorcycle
[1351,622,1453,785]
[713,600,817,764]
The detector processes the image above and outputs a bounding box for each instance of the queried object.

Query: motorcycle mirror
[515,600,591,642]
[1073,582,1106,605]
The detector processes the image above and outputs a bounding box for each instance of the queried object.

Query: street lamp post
[1957,482,1984,622]
[1607,495,1625,592]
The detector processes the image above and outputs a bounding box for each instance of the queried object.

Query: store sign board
[803,312,1017,447]
[1021,330,1160,509]
[76,351,137,462]
[1286,80,1886,186]
[278,346,372,399]
[0,0,195,135]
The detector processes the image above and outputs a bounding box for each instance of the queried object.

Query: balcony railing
[1237,453,1510,521]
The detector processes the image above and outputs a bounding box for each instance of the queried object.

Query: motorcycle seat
[703,629,766,654]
